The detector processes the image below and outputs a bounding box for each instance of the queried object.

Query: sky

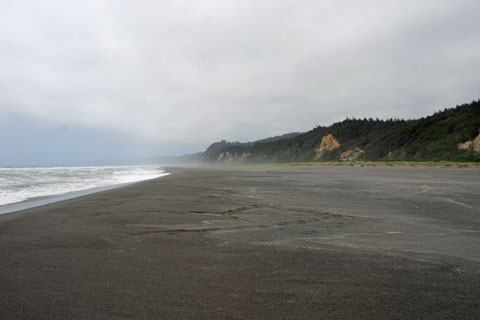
[0,0,479,165]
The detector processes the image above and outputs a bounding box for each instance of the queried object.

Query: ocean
[0,165,168,213]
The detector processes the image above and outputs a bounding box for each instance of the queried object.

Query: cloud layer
[1,0,479,145]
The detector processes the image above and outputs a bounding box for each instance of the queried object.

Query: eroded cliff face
[217,152,230,161]
[340,147,364,161]
[239,152,251,160]
[314,134,340,159]
[458,132,480,152]
[217,152,251,162]
[458,141,473,149]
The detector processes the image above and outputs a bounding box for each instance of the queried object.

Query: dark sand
[1,165,479,319]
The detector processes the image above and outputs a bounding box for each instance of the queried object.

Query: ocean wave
[0,166,168,206]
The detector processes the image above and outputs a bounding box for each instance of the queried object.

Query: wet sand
[1,165,480,319]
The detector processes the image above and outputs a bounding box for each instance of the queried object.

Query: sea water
[0,166,168,213]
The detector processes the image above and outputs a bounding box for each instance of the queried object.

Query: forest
[201,100,480,163]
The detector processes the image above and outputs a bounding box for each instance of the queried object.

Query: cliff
[200,100,480,163]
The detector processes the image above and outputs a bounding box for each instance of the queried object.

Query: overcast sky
[0,0,479,164]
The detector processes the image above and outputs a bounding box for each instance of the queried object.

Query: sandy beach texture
[1,165,479,319]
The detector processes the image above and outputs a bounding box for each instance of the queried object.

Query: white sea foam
[0,166,168,207]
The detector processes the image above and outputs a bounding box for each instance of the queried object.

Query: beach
[1,165,479,319]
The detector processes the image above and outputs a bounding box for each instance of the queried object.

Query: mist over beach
[1,0,479,319]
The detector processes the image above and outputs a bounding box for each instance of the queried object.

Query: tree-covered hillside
[201,100,480,162]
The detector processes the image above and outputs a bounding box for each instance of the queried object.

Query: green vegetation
[209,161,480,168]
[202,100,480,163]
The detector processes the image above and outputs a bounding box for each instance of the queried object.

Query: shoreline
[0,173,170,216]
[1,165,479,319]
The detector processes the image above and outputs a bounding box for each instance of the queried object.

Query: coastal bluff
[194,100,480,163]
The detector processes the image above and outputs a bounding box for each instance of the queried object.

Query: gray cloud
[1,0,479,146]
